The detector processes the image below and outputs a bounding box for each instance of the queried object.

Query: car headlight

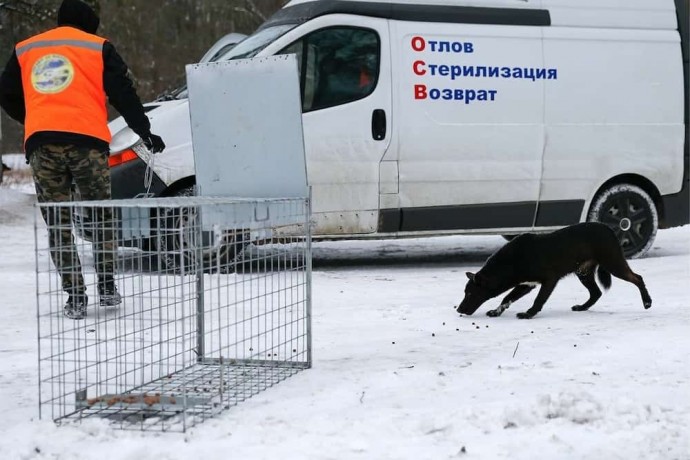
[108,141,149,168]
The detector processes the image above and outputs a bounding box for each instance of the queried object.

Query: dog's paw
[516,311,534,319]
[571,305,589,312]
[644,301,652,310]
[486,310,500,317]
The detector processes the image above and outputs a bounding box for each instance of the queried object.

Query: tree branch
[0,0,56,21]
[234,0,266,22]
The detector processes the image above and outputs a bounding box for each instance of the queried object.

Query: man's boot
[98,277,122,306]
[64,293,88,319]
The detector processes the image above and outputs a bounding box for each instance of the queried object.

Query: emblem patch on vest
[31,54,74,94]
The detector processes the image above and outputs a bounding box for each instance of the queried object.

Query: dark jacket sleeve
[102,41,151,139]
[0,50,26,124]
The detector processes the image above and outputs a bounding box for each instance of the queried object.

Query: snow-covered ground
[1,154,34,194]
[0,187,688,460]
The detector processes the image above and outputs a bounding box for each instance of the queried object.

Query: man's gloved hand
[142,133,166,154]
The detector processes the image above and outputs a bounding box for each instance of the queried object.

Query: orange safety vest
[16,26,111,146]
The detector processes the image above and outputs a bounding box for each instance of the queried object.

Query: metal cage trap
[34,195,312,432]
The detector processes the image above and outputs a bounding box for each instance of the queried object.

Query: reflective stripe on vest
[16,39,104,58]
[17,27,111,147]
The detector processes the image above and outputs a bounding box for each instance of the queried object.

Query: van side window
[278,27,380,112]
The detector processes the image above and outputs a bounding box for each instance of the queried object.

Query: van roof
[274,0,680,30]
[266,1,550,29]
[285,0,536,7]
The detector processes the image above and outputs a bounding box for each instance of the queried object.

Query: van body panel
[540,26,685,208]
[546,1,679,30]
[379,160,399,194]
[286,0,544,8]
[264,0,687,236]
[391,20,545,230]
[124,100,195,187]
[261,14,393,235]
[661,0,689,228]
[106,0,688,247]
[277,1,550,27]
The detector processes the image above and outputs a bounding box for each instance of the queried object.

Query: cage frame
[34,194,312,432]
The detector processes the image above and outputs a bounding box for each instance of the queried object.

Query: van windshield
[161,24,297,101]
[221,24,297,60]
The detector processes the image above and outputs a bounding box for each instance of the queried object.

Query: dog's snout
[456,303,475,315]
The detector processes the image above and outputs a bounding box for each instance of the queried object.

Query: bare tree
[0,0,287,153]
[234,0,272,22]
[0,0,57,22]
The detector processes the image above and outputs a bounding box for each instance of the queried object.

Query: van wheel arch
[591,174,668,225]
[593,174,661,208]
[153,180,250,273]
[161,176,197,197]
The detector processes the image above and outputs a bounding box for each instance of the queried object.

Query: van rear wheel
[587,183,657,259]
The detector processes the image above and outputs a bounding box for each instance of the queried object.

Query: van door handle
[372,109,386,141]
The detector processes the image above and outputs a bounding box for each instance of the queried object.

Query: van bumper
[111,157,166,199]
[71,158,167,245]
[660,179,690,228]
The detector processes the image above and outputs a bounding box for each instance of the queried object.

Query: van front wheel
[156,186,249,273]
[587,184,658,259]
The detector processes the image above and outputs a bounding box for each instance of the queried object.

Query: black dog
[456,223,652,319]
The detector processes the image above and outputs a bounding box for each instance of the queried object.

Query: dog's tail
[597,267,612,290]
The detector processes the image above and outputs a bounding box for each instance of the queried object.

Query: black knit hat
[57,0,100,34]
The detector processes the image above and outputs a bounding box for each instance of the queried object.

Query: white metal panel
[259,14,394,235]
[379,160,399,194]
[108,100,197,187]
[186,55,308,229]
[144,100,195,186]
[540,26,685,206]
[186,55,308,200]
[282,0,679,30]
[392,20,545,210]
[543,0,678,30]
[285,0,543,8]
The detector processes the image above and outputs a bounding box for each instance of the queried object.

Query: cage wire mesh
[35,196,312,432]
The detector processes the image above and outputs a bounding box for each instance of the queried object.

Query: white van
[108,0,689,259]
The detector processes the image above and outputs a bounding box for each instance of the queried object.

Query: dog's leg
[516,280,557,319]
[572,271,602,312]
[601,259,652,310]
[487,284,535,317]
[622,271,652,309]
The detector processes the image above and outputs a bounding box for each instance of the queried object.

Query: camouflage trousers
[30,144,116,295]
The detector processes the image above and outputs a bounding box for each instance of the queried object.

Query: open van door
[275,16,393,235]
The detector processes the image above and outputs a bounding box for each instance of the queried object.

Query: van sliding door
[389,14,547,233]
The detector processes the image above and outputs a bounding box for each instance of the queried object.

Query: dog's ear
[466,272,475,282]
[474,272,493,288]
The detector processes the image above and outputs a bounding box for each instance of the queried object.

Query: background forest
[0,0,287,153]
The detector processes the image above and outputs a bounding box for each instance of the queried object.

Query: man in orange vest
[0,0,165,319]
